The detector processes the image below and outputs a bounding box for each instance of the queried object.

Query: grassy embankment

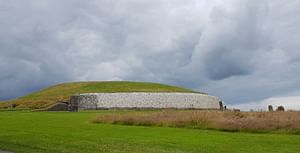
[0,81,200,109]
[0,111,300,153]
[93,110,300,134]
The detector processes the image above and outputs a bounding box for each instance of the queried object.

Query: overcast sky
[1,0,300,110]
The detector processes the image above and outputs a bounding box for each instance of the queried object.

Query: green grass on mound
[0,81,201,109]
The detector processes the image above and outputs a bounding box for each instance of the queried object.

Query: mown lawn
[0,111,300,153]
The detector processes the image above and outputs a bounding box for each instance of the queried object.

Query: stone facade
[70,92,222,110]
[46,102,68,111]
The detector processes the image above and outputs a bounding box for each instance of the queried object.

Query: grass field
[0,110,300,153]
[0,81,200,109]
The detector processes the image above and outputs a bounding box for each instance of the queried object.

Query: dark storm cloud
[189,0,271,81]
[203,47,253,80]
[1,0,300,109]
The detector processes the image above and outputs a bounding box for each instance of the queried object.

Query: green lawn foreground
[0,111,299,153]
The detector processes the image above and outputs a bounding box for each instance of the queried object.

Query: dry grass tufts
[92,110,300,134]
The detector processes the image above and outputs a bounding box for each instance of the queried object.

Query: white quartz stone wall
[77,92,221,110]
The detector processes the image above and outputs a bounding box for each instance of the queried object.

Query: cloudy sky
[1,0,300,110]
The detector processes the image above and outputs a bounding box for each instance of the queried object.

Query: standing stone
[276,106,285,112]
[268,105,274,112]
[219,101,224,111]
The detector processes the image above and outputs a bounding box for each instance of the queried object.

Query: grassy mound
[0,81,202,109]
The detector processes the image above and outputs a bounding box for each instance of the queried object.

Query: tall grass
[92,110,300,134]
